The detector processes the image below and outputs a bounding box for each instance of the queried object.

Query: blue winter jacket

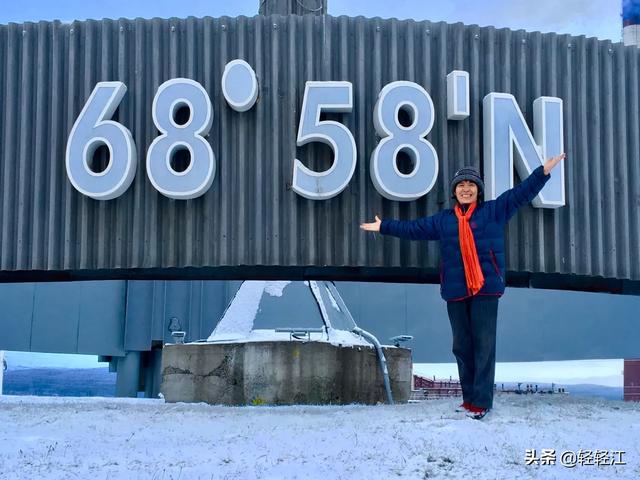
[380,166,551,302]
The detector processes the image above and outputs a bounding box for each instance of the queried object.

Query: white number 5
[292,81,356,200]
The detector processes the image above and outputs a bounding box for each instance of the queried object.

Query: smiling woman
[360,154,565,419]
[454,181,478,204]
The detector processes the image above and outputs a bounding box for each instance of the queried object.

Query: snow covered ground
[0,394,638,480]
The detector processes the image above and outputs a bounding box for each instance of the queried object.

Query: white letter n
[483,93,565,208]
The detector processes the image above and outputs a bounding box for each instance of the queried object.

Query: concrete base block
[160,341,412,405]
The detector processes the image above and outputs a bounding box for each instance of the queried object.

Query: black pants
[446,296,499,409]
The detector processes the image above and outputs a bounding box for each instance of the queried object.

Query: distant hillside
[2,368,116,397]
[562,383,623,401]
[495,381,623,401]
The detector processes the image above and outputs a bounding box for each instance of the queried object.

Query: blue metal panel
[30,283,82,353]
[77,281,126,355]
[123,281,157,351]
[0,283,36,351]
[402,284,453,361]
[0,278,638,362]
[337,281,640,362]
[497,287,640,362]
[124,280,234,350]
[0,281,126,356]
[161,282,195,339]
[336,282,452,360]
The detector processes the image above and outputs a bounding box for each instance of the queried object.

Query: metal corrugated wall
[0,15,638,285]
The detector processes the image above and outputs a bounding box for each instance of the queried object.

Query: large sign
[66,60,565,207]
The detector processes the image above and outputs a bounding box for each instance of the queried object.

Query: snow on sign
[66,64,565,206]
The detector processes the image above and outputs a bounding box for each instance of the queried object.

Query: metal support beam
[115,351,141,398]
[143,349,163,399]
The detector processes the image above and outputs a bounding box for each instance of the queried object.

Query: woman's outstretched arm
[492,153,566,223]
[360,213,442,240]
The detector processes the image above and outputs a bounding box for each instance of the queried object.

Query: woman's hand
[543,153,566,175]
[360,215,382,232]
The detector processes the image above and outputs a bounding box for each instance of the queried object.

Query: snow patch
[309,281,330,324]
[264,281,291,297]
[203,329,373,347]
[326,328,371,347]
[207,281,266,341]
[206,329,323,344]
[326,287,341,312]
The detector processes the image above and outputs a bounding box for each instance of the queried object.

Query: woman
[360,153,565,419]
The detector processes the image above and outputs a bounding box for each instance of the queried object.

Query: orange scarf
[454,202,485,295]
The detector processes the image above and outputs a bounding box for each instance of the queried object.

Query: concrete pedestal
[161,341,412,405]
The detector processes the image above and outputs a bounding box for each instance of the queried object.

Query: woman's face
[455,180,478,204]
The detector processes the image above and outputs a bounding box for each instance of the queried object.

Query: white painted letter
[483,93,564,207]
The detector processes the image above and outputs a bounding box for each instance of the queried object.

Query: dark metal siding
[0,16,638,285]
[624,359,640,401]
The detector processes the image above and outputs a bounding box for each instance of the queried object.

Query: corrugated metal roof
[0,15,638,289]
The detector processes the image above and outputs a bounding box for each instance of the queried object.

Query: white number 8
[146,78,215,200]
[370,81,439,201]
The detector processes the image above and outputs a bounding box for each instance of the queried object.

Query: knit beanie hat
[450,167,485,199]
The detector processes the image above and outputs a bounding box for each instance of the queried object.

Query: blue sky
[0,0,623,41]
